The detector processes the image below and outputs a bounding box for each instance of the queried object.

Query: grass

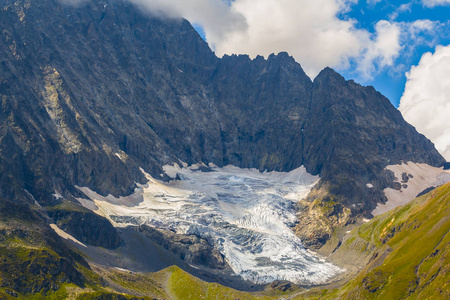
[316,182,450,299]
[166,266,275,300]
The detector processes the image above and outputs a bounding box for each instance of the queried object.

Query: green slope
[0,200,95,299]
[304,182,450,299]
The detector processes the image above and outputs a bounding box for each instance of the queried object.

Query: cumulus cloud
[209,0,376,77]
[356,20,401,78]
[421,0,450,8]
[130,0,402,79]
[129,0,247,48]
[399,45,450,161]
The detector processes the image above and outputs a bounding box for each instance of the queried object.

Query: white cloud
[421,0,450,8]
[356,20,401,78]
[212,0,372,77]
[127,0,402,79]
[409,19,438,33]
[129,0,247,45]
[404,19,441,47]
[389,2,412,21]
[399,45,450,161]
[354,19,447,79]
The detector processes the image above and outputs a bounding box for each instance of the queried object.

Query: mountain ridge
[0,0,446,265]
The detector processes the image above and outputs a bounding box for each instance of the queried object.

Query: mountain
[0,0,448,297]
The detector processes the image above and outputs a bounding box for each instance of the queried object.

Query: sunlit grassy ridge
[307,182,450,299]
[167,266,276,300]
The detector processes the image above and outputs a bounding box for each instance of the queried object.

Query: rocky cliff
[0,0,445,249]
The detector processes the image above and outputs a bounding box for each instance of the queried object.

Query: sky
[127,0,450,161]
[343,0,450,106]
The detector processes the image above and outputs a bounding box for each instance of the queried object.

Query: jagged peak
[313,66,345,83]
[268,51,293,60]
[221,51,295,63]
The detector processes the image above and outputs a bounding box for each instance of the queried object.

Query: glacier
[77,163,343,285]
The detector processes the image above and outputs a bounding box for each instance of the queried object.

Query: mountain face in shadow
[0,0,445,247]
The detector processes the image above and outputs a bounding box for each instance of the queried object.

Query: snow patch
[50,224,86,248]
[52,192,63,200]
[77,164,343,285]
[115,267,132,273]
[373,162,450,216]
[114,152,128,162]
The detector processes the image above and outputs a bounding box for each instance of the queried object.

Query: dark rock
[401,172,410,183]
[48,208,121,249]
[139,225,229,270]
[269,280,296,292]
[77,292,147,300]
[391,182,402,191]
[4,289,18,297]
[362,270,387,293]
[416,186,436,198]
[303,68,444,211]
[0,246,85,295]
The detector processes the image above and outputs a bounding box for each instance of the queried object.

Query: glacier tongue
[77,164,343,285]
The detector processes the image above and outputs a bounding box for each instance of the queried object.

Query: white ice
[77,163,343,285]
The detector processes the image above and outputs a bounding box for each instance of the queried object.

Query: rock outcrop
[139,225,229,270]
[48,206,121,249]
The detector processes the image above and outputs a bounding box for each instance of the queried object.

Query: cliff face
[304,68,443,210]
[209,52,312,171]
[0,0,219,203]
[0,0,445,244]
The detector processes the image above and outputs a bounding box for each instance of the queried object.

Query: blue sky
[339,0,450,106]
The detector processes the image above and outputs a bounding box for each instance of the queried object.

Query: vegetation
[302,182,450,299]
[167,266,275,300]
[0,184,448,299]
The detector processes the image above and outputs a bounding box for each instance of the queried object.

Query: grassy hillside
[0,201,86,299]
[299,182,450,299]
